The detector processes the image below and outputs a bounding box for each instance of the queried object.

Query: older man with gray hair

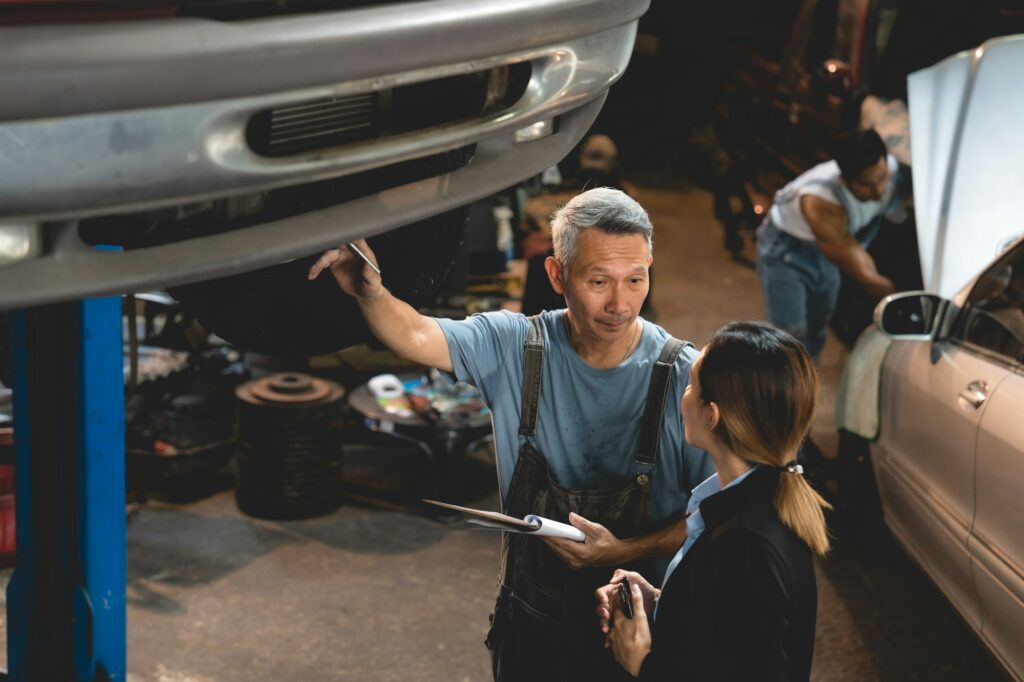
[309,187,712,682]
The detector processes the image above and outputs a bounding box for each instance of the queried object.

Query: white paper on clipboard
[423,500,585,542]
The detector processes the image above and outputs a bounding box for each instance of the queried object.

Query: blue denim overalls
[485,316,690,682]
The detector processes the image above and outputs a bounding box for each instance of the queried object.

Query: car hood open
[908,33,1024,299]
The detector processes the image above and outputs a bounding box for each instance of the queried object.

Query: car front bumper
[0,0,648,307]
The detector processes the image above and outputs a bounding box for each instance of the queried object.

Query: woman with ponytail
[596,321,829,681]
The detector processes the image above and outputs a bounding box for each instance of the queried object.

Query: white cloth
[769,155,900,242]
[835,325,892,440]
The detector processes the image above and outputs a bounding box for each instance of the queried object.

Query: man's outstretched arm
[308,239,452,372]
[801,194,895,299]
[544,513,686,570]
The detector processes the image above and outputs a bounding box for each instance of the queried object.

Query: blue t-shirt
[435,309,713,525]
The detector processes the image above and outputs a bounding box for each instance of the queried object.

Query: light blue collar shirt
[654,466,759,621]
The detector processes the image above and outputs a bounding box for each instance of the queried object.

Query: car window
[801,0,858,70]
[873,4,900,59]
[731,0,804,62]
[788,0,863,84]
[860,0,900,86]
[832,0,861,61]
[802,0,837,71]
[952,242,1024,364]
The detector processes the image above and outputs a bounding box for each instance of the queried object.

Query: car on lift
[846,34,1024,680]
[0,0,649,356]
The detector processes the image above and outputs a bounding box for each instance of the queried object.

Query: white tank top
[768,155,899,242]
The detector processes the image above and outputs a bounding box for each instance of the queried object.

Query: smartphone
[618,577,633,619]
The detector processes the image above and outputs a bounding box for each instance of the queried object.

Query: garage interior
[2,1,1023,681]
[0,178,1006,681]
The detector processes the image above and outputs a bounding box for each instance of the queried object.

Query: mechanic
[756,128,908,359]
[308,187,713,682]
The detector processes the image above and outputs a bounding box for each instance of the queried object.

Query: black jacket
[639,466,817,681]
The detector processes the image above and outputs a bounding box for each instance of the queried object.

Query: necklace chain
[564,315,641,363]
[621,318,640,362]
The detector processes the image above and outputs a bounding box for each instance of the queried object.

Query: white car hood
[908,34,1024,298]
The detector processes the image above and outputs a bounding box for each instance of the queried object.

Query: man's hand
[863,276,896,300]
[543,512,622,570]
[608,581,652,678]
[548,514,687,570]
[596,569,660,635]
[307,239,383,300]
[304,239,453,371]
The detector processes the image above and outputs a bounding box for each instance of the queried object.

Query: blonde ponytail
[775,471,831,556]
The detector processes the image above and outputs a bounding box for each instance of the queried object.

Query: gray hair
[550,187,653,267]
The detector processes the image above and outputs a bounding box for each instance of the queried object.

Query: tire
[835,429,903,560]
[169,208,467,357]
[169,151,470,357]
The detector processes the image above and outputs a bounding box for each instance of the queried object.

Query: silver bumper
[0,0,647,307]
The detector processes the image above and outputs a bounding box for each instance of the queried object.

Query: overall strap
[518,315,545,436]
[636,337,692,467]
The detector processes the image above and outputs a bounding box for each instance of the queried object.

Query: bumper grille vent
[245,62,530,159]
[247,93,379,157]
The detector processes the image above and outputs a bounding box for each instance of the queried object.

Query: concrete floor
[1,180,1008,681]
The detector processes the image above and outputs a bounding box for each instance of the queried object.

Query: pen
[347,242,381,275]
[619,577,633,619]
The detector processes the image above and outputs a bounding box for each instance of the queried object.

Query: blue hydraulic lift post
[7,294,126,681]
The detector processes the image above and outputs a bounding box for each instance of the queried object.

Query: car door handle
[958,380,989,409]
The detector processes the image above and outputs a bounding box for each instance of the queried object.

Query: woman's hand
[595,569,660,635]
[608,581,652,677]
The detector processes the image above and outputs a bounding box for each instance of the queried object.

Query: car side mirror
[874,292,947,340]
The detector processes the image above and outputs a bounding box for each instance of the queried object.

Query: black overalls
[485,316,690,682]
